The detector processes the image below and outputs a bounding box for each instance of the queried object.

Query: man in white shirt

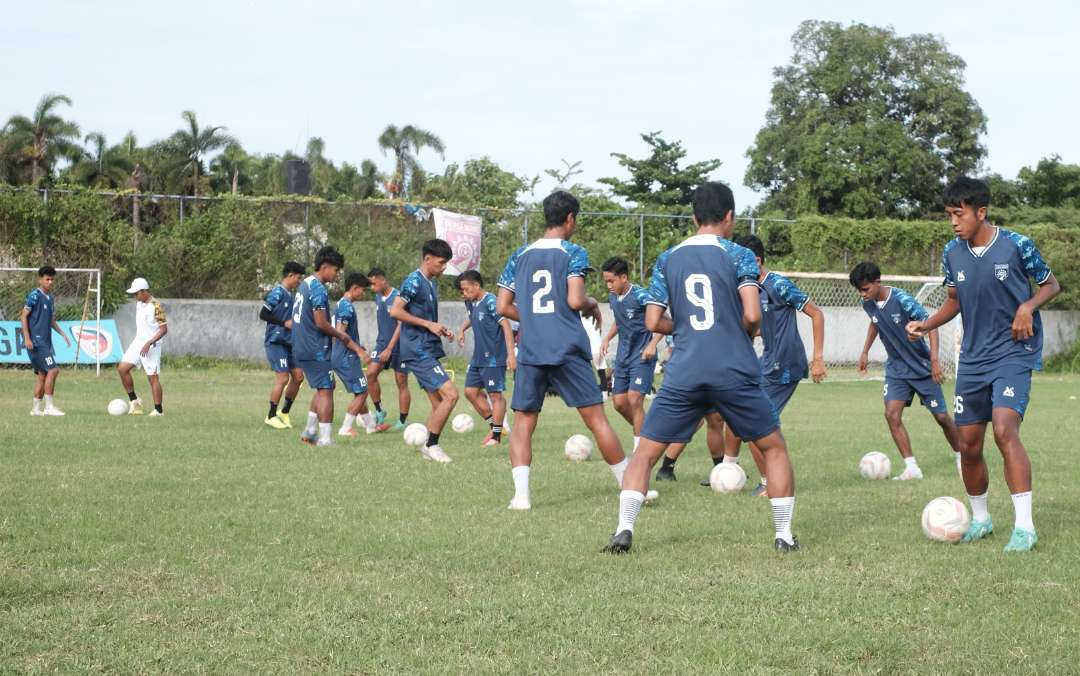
[118,278,168,415]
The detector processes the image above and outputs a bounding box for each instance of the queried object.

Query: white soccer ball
[709,462,747,494]
[564,434,593,461]
[403,422,428,447]
[858,451,891,480]
[922,496,971,543]
[451,413,475,434]
[107,398,128,416]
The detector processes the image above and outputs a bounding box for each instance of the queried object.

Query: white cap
[126,277,150,294]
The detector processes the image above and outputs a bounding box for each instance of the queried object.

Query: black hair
[282,261,305,276]
[849,261,882,288]
[943,176,990,210]
[314,245,345,271]
[691,182,736,226]
[736,234,765,262]
[455,270,483,290]
[368,266,386,279]
[344,272,371,290]
[37,266,56,277]
[422,238,453,261]
[543,190,581,228]
[601,256,630,276]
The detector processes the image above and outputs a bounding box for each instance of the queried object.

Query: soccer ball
[564,434,593,461]
[403,423,428,447]
[451,413,475,433]
[922,496,971,543]
[858,451,891,480]
[709,463,747,494]
[107,398,128,416]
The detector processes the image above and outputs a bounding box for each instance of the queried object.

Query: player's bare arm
[928,327,944,384]
[457,318,471,347]
[738,284,762,336]
[641,332,663,362]
[141,323,167,356]
[598,321,618,359]
[858,322,878,374]
[801,301,826,382]
[389,295,453,340]
[643,305,673,335]
[20,306,33,350]
[495,287,519,322]
[50,317,72,348]
[1012,273,1060,341]
[907,288,960,340]
[339,320,370,364]
[500,318,516,371]
[314,308,362,357]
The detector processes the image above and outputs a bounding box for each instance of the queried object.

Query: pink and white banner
[432,208,482,275]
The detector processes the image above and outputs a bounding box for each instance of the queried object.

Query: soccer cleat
[389,420,406,432]
[421,444,453,463]
[42,406,65,417]
[128,398,144,415]
[375,410,387,425]
[30,409,44,417]
[265,416,288,430]
[148,410,163,417]
[316,438,333,448]
[775,536,801,553]
[892,466,923,481]
[300,431,318,445]
[507,496,531,511]
[276,412,292,428]
[750,482,768,498]
[1003,528,1037,552]
[602,530,633,554]
[655,465,677,481]
[338,428,360,438]
[700,477,711,487]
[961,517,994,543]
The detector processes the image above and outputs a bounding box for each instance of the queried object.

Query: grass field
[2,364,1079,673]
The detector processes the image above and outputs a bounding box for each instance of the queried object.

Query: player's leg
[932,412,963,471]
[281,366,303,422]
[267,371,290,426]
[508,409,540,509]
[147,374,164,415]
[419,369,457,462]
[487,391,507,445]
[626,390,646,445]
[394,369,411,430]
[339,392,367,437]
[989,367,1036,550]
[884,399,922,480]
[117,360,143,414]
[952,373,996,542]
[465,380,493,420]
[31,369,47,415]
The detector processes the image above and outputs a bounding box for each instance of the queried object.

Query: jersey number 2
[684,274,715,331]
[532,270,554,314]
[292,293,304,323]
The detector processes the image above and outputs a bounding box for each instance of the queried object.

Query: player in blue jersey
[333,272,387,438]
[292,246,365,447]
[389,239,459,464]
[850,261,963,479]
[907,177,1059,552]
[260,261,306,429]
[604,182,799,554]
[366,268,411,432]
[21,265,72,416]
[598,256,663,452]
[456,270,516,447]
[497,191,636,511]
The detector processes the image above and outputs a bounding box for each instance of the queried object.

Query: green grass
[2,367,1080,673]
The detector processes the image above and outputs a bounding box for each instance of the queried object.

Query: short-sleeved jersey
[134,296,167,343]
[262,284,294,346]
[498,238,591,366]
[609,284,653,367]
[374,287,400,347]
[24,288,55,350]
[331,297,360,368]
[758,272,809,385]
[466,292,507,368]
[862,287,932,379]
[647,234,762,390]
[291,275,331,362]
[943,227,1052,374]
[399,270,445,361]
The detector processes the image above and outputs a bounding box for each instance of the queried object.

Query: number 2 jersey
[291,275,331,362]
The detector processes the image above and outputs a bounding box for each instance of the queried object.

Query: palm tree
[210,142,251,194]
[168,110,235,195]
[3,93,82,187]
[68,132,132,188]
[377,124,445,199]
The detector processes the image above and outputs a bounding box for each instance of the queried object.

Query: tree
[745,21,987,218]
[599,132,721,209]
[332,159,382,200]
[1017,155,1080,208]
[418,157,527,209]
[210,142,252,195]
[3,93,82,187]
[168,110,235,195]
[545,159,584,189]
[377,124,445,199]
[67,132,133,188]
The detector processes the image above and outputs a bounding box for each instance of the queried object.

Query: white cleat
[128,398,144,415]
[507,496,532,511]
[892,466,924,481]
[148,410,163,417]
[316,438,333,448]
[42,407,65,417]
[30,409,44,417]
[645,489,660,504]
[421,444,453,463]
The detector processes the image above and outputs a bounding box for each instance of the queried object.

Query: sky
[3,0,1078,210]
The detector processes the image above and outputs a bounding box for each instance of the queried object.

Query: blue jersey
[466,292,507,368]
[24,288,55,350]
[498,238,591,366]
[943,227,1052,374]
[262,284,294,346]
[862,287,932,379]
[609,284,653,367]
[331,297,361,368]
[759,272,809,385]
[399,270,445,361]
[374,287,400,349]
[291,275,331,362]
[647,234,762,390]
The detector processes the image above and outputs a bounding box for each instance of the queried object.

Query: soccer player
[907,177,1059,552]
[850,261,963,479]
[367,267,411,432]
[333,272,386,437]
[496,190,635,511]
[456,270,516,447]
[292,246,364,447]
[21,265,72,416]
[260,261,306,429]
[604,182,799,553]
[118,277,168,416]
[389,239,458,463]
[598,256,663,451]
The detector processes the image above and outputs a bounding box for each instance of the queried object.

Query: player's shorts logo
[994,264,1009,281]
[1003,386,1015,397]
[929,399,939,408]
[635,377,642,385]
[488,379,495,386]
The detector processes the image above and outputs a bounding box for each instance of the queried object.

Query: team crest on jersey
[625,309,634,319]
[891,313,901,324]
[478,311,485,320]
[957,270,966,282]
[994,264,1009,281]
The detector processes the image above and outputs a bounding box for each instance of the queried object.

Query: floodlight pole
[638,214,645,276]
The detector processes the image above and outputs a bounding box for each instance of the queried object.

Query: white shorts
[122,341,162,375]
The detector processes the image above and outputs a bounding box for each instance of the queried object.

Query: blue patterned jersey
[647,234,762,390]
[466,292,507,367]
[374,287,400,351]
[943,227,1052,374]
[399,270,445,361]
[609,284,654,368]
[498,238,591,366]
[758,272,809,384]
[262,284,294,346]
[862,287,932,379]
[291,275,331,362]
[24,288,55,350]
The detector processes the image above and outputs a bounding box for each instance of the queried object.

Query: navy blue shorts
[955,364,1032,425]
[373,343,405,373]
[333,356,368,395]
[404,355,450,392]
[762,380,800,415]
[29,346,57,374]
[512,358,603,412]
[466,365,506,392]
[265,343,296,373]
[297,359,335,391]
[611,358,656,395]
[884,376,946,415]
[642,382,780,444]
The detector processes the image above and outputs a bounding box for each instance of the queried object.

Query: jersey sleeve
[485,294,502,322]
[646,250,671,307]
[336,298,355,324]
[399,272,421,304]
[726,241,760,287]
[632,286,651,308]
[263,286,284,311]
[498,248,521,292]
[152,300,167,325]
[309,281,328,311]
[1014,233,1053,284]
[24,289,39,311]
[894,288,929,322]
[774,276,809,311]
[567,243,589,278]
[942,240,957,287]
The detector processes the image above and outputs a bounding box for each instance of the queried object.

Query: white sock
[968,490,990,522]
[633,436,640,452]
[342,413,357,432]
[318,422,332,443]
[904,456,919,469]
[304,412,319,435]
[954,452,962,470]
[1011,491,1034,532]
[760,476,768,487]
[360,412,374,430]
[608,458,630,487]
[32,398,42,412]
[511,465,530,500]
[44,394,54,409]
[722,455,738,464]
[616,490,646,533]
[770,496,795,544]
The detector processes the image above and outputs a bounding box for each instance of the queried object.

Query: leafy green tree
[545,159,583,189]
[419,157,527,209]
[983,173,1022,209]
[66,132,133,188]
[599,132,721,209]
[210,142,252,195]
[1017,155,1080,208]
[332,159,382,200]
[377,124,445,199]
[745,21,987,218]
[3,93,82,187]
[168,110,235,195]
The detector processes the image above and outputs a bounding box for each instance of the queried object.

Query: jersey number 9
[684,274,715,331]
